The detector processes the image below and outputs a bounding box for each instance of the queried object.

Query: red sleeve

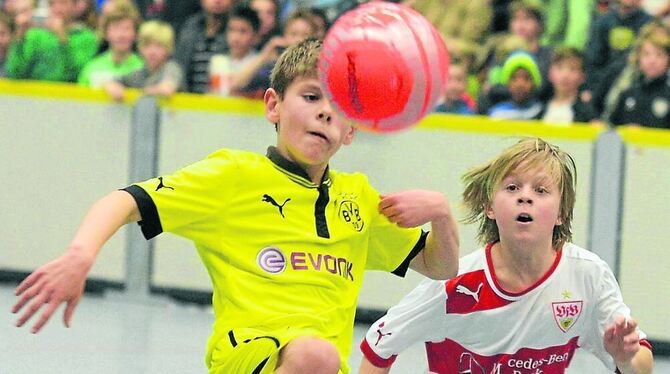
[360,339,397,368]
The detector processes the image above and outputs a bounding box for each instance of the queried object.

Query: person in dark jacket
[175,0,233,93]
[610,30,670,129]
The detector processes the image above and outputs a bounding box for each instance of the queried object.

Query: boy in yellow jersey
[11,38,460,374]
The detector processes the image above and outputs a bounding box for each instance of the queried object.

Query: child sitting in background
[105,20,183,101]
[487,51,543,120]
[537,47,597,125]
[207,4,260,97]
[609,28,670,129]
[434,61,475,115]
[78,1,143,87]
[231,8,316,99]
[6,0,97,82]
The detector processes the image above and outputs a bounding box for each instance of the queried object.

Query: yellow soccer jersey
[123,147,426,372]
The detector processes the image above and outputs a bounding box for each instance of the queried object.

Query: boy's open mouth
[517,213,533,223]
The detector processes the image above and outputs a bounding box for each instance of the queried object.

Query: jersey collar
[266,146,332,187]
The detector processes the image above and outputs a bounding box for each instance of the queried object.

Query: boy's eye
[536,187,548,194]
[303,93,320,102]
[505,184,518,191]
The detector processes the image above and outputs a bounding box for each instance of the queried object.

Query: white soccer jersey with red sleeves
[361,242,652,374]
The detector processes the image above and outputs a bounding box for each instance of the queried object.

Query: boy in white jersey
[359,138,654,374]
[11,38,460,374]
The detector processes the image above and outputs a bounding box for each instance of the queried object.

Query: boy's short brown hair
[101,0,141,32]
[550,46,584,67]
[270,38,321,98]
[509,0,544,31]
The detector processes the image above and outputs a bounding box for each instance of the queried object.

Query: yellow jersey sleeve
[124,149,242,240]
[359,177,425,275]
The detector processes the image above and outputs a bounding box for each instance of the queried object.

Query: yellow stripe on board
[417,113,603,141]
[617,126,670,148]
[160,93,265,115]
[0,79,143,104]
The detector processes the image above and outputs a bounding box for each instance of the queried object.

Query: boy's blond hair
[270,37,321,98]
[101,0,140,32]
[462,138,577,248]
[138,20,174,53]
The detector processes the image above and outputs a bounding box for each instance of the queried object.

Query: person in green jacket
[78,1,144,87]
[6,0,98,82]
[541,0,596,50]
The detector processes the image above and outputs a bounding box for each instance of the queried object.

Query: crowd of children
[0,0,667,128]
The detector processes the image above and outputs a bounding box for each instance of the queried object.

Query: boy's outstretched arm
[379,190,459,280]
[359,357,391,374]
[604,316,654,374]
[11,190,140,333]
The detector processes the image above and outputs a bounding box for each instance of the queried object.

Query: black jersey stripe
[122,185,163,239]
[392,230,428,277]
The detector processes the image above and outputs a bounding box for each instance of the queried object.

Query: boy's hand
[261,36,288,60]
[104,81,125,101]
[12,250,93,333]
[379,190,450,228]
[604,316,640,368]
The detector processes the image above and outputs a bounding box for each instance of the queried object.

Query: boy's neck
[111,50,132,64]
[552,90,577,104]
[491,239,558,292]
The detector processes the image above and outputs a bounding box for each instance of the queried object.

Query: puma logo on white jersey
[456,283,483,302]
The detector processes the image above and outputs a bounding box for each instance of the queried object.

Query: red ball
[318,2,449,133]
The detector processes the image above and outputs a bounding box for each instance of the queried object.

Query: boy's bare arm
[379,190,459,280]
[11,190,140,333]
[358,357,391,374]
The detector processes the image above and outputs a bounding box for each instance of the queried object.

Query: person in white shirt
[359,138,654,374]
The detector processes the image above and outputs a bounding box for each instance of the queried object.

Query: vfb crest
[338,199,364,231]
[552,301,583,333]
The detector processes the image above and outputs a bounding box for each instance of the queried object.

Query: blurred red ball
[318,2,449,133]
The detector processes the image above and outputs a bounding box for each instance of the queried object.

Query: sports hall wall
[1,81,668,347]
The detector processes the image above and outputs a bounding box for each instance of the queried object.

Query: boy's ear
[555,214,563,226]
[264,88,280,124]
[485,204,495,220]
[342,123,356,145]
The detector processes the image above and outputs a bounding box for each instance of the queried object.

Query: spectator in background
[208,4,259,96]
[609,28,670,129]
[309,6,328,39]
[434,61,475,115]
[584,0,652,92]
[0,11,12,76]
[231,7,316,98]
[476,34,529,114]
[488,51,543,120]
[536,47,597,125]
[6,0,97,82]
[134,0,201,39]
[78,1,143,87]
[105,20,183,100]
[509,0,552,92]
[74,0,96,29]
[541,0,596,51]
[408,0,492,60]
[175,0,233,93]
[600,20,670,123]
[250,0,280,49]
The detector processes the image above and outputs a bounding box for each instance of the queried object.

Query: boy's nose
[318,112,332,123]
[517,197,532,204]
